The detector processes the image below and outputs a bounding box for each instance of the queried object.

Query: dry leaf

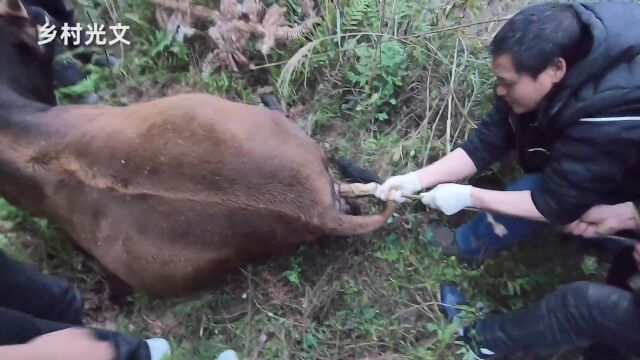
[154,0,195,42]
[154,0,319,71]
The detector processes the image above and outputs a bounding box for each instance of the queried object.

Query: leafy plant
[202,71,231,96]
[581,255,599,276]
[345,38,409,122]
[342,0,380,31]
[283,255,302,286]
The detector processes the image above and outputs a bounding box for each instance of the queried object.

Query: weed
[283,255,303,287]
[345,37,409,123]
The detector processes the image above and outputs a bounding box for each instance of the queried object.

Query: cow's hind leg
[103,271,134,305]
[329,155,381,184]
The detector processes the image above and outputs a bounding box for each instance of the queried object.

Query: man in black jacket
[376,1,640,260]
[375,2,640,358]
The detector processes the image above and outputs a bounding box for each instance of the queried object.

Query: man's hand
[564,219,600,238]
[375,172,422,202]
[419,183,472,215]
[565,202,638,237]
[2,328,117,360]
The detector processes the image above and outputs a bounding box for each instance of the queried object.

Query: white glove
[375,172,422,203]
[420,183,472,215]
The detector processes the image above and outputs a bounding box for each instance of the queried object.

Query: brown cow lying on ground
[0,0,395,297]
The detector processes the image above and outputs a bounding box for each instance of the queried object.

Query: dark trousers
[476,246,640,358]
[0,250,151,360]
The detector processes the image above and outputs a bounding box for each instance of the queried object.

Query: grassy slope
[1,0,616,359]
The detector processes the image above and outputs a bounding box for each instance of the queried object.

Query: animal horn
[0,0,28,18]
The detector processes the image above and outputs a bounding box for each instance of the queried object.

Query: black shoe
[438,282,497,359]
[458,323,497,359]
[439,282,466,322]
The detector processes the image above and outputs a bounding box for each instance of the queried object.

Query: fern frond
[342,0,378,31]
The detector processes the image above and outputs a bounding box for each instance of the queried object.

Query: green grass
[1,0,617,359]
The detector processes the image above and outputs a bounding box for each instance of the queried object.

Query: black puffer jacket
[459,2,640,224]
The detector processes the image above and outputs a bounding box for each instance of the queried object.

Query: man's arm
[421,117,639,222]
[0,345,29,360]
[465,118,637,224]
[414,148,478,189]
[470,188,546,221]
[464,137,631,224]
[419,184,548,220]
[376,98,515,201]
[462,129,640,222]
[0,328,116,360]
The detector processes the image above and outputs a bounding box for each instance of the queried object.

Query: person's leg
[467,281,640,358]
[606,245,638,291]
[23,0,72,22]
[582,245,638,359]
[0,306,153,360]
[0,250,171,359]
[24,0,91,56]
[0,250,84,325]
[430,173,549,261]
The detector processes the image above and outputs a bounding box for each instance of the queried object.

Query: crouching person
[0,250,171,360]
[444,200,640,359]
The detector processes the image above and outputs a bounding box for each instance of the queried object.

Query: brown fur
[2,93,395,297]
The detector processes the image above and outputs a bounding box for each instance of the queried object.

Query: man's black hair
[490,3,591,78]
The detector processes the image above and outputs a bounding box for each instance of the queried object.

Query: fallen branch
[250,333,272,360]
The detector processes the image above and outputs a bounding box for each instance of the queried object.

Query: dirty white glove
[375,172,422,203]
[420,184,472,215]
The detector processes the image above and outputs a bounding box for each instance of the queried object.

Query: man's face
[492,53,565,114]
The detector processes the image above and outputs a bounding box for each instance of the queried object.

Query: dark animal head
[0,0,56,105]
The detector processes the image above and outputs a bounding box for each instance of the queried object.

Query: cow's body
[1,80,394,296]
[0,0,395,297]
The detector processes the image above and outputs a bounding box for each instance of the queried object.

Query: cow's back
[33,93,338,296]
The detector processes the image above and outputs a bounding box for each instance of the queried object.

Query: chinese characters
[38,18,130,46]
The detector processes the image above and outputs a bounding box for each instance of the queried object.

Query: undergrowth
[1,0,616,359]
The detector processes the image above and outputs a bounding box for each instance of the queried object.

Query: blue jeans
[455,174,546,257]
[454,173,633,257]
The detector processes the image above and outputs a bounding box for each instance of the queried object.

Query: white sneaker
[145,338,172,360]
[216,349,239,360]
